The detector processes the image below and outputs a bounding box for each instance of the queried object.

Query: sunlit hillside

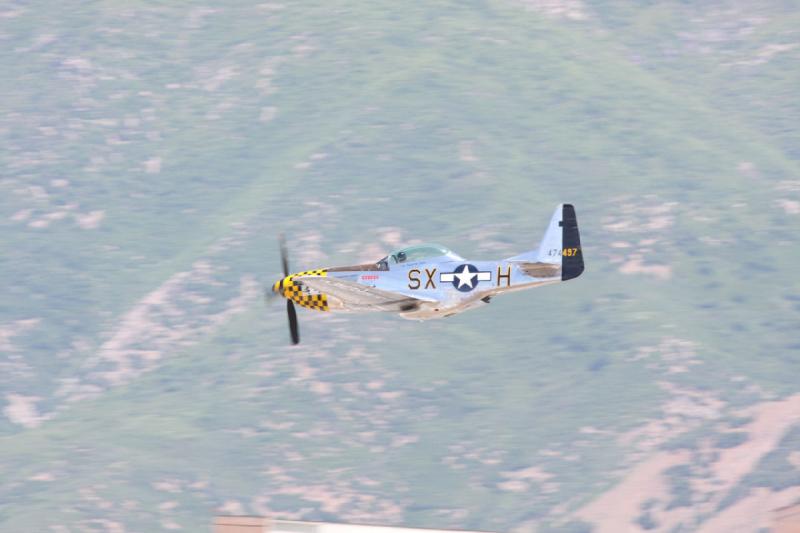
[1,1,799,531]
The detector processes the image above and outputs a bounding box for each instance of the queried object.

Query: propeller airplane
[269,204,584,344]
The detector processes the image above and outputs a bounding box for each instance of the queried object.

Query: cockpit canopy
[379,243,463,268]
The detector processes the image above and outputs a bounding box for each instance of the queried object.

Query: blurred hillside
[1,1,799,531]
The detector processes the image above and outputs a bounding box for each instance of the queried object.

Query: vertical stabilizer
[535,205,566,265]
[506,204,584,281]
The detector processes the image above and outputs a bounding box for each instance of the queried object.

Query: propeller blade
[287,299,299,345]
[276,235,299,345]
[279,234,290,277]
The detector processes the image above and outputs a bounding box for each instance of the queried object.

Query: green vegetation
[1,0,798,531]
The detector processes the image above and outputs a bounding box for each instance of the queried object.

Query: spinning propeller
[269,234,299,345]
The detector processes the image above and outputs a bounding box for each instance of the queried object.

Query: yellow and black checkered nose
[273,270,329,312]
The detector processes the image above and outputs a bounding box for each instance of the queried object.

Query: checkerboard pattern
[273,269,330,311]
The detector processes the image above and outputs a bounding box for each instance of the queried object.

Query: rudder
[560,204,584,281]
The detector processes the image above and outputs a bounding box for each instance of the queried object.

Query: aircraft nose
[272,279,283,295]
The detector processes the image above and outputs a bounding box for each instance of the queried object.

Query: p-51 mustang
[270,204,584,344]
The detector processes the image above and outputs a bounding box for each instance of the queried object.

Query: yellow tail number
[562,247,579,257]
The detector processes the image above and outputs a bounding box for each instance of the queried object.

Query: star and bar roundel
[440,264,492,292]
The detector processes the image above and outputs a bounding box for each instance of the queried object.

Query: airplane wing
[294,276,436,312]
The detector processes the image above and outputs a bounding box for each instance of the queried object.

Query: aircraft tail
[506,204,584,281]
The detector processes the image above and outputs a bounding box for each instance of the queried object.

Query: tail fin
[506,204,584,281]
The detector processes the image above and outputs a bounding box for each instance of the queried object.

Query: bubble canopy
[383,243,464,265]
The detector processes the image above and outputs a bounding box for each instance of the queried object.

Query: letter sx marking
[408,268,437,289]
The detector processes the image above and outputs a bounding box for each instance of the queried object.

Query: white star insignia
[454,266,477,288]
